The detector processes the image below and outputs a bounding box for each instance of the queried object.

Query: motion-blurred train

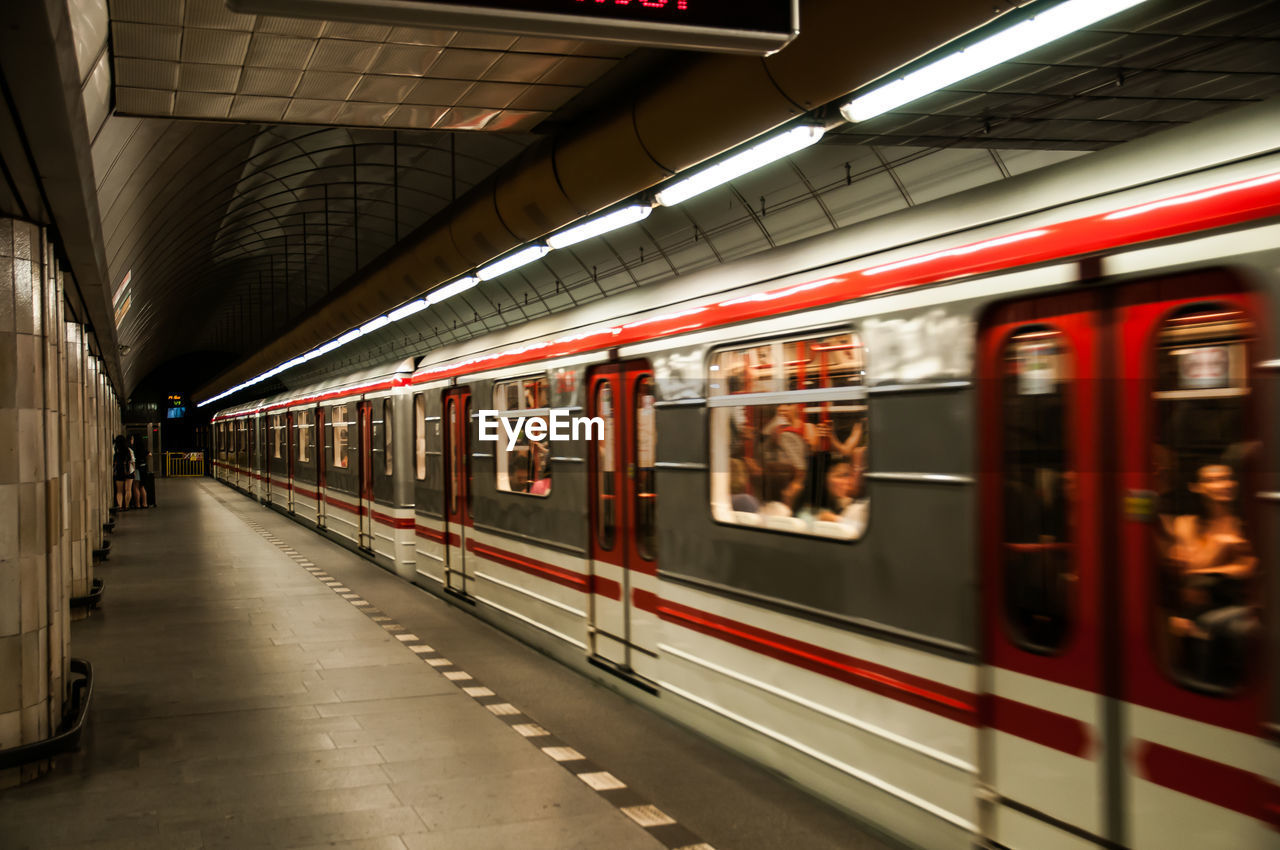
[213,101,1280,850]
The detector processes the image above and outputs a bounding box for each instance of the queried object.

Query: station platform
[0,479,890,850]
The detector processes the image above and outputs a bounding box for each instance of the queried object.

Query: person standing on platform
[112,435,134,510]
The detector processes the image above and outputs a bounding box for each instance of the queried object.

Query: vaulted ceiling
[49,0,1280,399]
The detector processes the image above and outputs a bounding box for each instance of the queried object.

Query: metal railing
[164,451,205,477]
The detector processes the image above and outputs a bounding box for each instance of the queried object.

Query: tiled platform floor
[0,479,891,850]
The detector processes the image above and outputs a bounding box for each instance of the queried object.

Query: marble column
[0,218,67,787]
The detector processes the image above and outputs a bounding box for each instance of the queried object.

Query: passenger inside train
[1154,306,1261,691]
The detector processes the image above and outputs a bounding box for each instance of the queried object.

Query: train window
[414,395,426,481]
[596,380,615,549]
[1000,327,1075,655]
[272,415,282,460]
[635,375,657,560]
[1152,306,1259,694]
[709,332,868,541]
[383,399,393,475]
[296,409,312,463]
[332,404,351,469]
[493,376,551,497]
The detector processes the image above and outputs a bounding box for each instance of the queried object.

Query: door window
[596,380,616,550]
[635,376,657,560]
[1151,306,1259,693]
[999,327,1076,654]
[414,395,427,480]
[382,399,393,475]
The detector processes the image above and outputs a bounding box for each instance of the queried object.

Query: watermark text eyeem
[477,410,604,447]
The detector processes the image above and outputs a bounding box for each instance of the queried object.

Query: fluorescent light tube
[427,276,479,303]
[387,298,428,321]
[841,0,1148,123]
[476,246,550,281]
[547,205,652,249]
[360,315,390,335]
[655,125,824,207]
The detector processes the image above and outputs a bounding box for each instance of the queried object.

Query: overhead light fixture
[547,204,653,249]
[428,276,479,302]
[476,246,550,281]
[840,0,1149,123]
[387,298,429,321]
[360,315,391,335]
[654,125,825,207]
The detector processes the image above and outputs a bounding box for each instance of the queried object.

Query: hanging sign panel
[227,0,798,55]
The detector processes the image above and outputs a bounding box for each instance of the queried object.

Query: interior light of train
[476,246,551,281]
[428,276,480,302]
[547,204,654,249]
[654,125,824,207]
[840,0,1149,123]
[388,299,429,321]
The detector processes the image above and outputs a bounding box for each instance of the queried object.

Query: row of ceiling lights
[199,0,1146,408]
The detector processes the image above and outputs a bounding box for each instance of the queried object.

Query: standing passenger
[112,435,133,510]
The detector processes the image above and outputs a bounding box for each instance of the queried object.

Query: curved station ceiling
[56,0,1280,400]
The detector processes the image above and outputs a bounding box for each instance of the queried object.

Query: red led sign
[228,0,797,55]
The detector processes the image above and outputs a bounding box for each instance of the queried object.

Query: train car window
[1000,327,1075,655]
[296,409,312,463]
[635,375,657,560]
[596,380,616,549]
[332,404,351,469]
[493,376,551,497]
[1152,306,1259,694]
[414,395,426,481]
[383,398,393,475]
[709,332,868,541]
[272,415,282,460]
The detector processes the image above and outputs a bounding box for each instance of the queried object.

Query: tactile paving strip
[240,513,714,850]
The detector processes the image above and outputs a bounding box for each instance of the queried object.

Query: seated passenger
[1165,462,1259,685]
[730,458,760,513]
[803,451,868,536]
[759,461,802,518]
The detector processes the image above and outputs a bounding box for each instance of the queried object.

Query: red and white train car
[214,101,1280,849]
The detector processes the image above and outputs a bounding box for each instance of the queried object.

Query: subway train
[212,102,1280,850]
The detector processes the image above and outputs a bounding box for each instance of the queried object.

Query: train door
[442,387,472,597]
[286,410,295,512]
[316,406,327,529]
[1112,275,1272,849]
[586,360,657,671]
[979,275,1274,849]
[980,290,1109,848]
[358,400,374,550]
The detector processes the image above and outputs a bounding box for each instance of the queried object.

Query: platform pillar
[0,217,70,787]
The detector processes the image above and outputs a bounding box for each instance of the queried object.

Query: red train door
[979,290,1109,847]
[980,274,1274,848]
[442,387,472,597]
[586,360,658,672]
[1112,273,1271,849]
[285,410,295,513]
[316,406,327,529]
[358,401,374,550]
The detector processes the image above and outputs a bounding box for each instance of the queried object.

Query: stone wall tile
[20,629,38,708]
[0,559,16,636]
[0,410,15,484]
[12,259,32,334]
[18,554,38,631]
[0,635,19,712]
[17,408,43,485]
[0,707,19,749]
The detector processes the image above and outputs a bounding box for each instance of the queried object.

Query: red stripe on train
[982,694,1091,758]
[632,588,977,725]
[466,540,620,600]
[1136,739,1274,823]
[370,509,414,529]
